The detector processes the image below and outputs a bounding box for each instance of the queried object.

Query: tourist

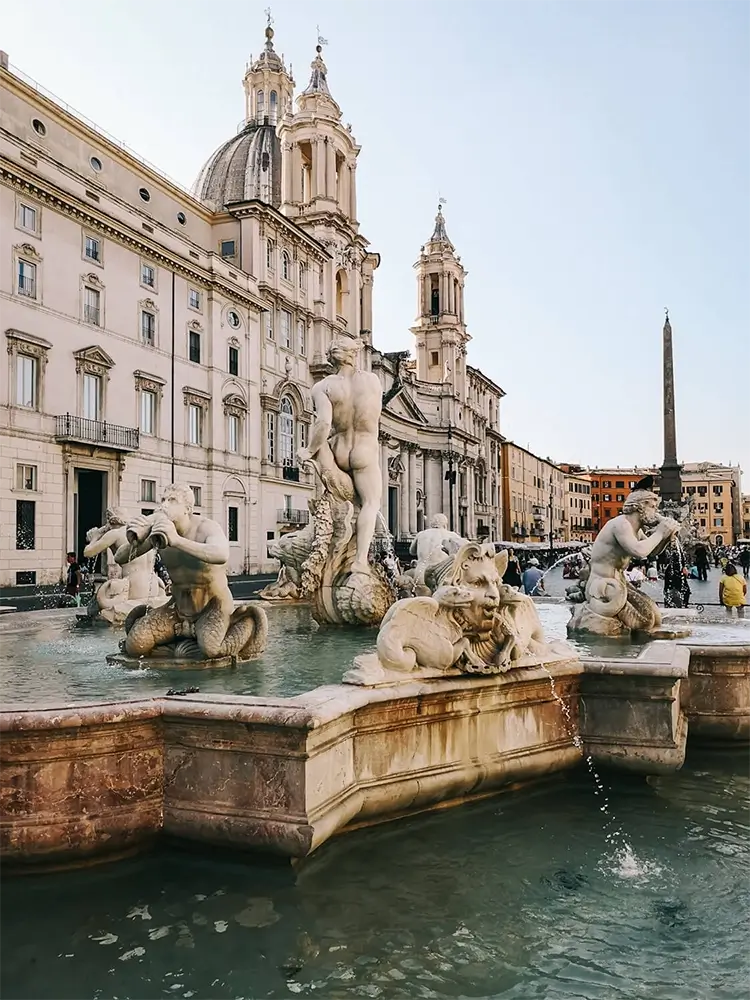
[739,547,750,580]
[64,551,82,607]
[522,557,545,596]
[626,564,645,588]
[646,563,659,583]
[694,543,709,582]
[719,564,746,618]
[503,550,523,589]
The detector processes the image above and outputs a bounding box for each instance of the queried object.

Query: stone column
[400,449,409,539]
[380,439,389,517]
[291,143,303,203]
[340,161,350,218]
[326,141,337,199]
[349,164,357,221]
[314,139,326,197]
[282,142,293,203]
[423,275,430,316]
[408,447,418,534]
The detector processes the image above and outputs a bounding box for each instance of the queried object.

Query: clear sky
[3,1,748,481]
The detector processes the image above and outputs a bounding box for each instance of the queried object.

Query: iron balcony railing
[18,275,36,297]
[55,414,139,451]
[84,304,101,325]
[276,508,310,525]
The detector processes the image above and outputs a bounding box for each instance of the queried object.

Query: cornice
[0,159,266,312]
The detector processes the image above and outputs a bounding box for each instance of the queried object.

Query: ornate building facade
[0,25,504,587]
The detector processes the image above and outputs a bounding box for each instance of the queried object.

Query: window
[279,396,295,466]
[698,486,707,496]
[177,211,186,225]
[17,259,36,297]
[18,203,38,233]
[16,500,36,550]
[604,508,612,518]
[281,250,291,281]
[615,480,624,489]
[713,486,723,496]
[140,389,156,435]
[189,331,201,364]
[90,156,102,171]
[592,494,599,502]
[257,89,265,115]
[83,373,102,420]
[265,310,274,340]
[188,404,203,445]
[141,479,157,504]
[281,309,292,349]
[266,239,275,270]
[616,494,625,502]
[84,235,101,262]
[266,411,275,462]
[430,351,439,367]
[228,506,239,543]
[714,502,724,513]
[191,486,202,507]
[141,263,155,288]
[16,354,38,408]
[714,517,724,527]
[32,118,46,136]
[16,464,38,491]
[189,288,201,310]
[603,494,612,502]
[220,240,236,258]
[227,309,241,329]
[227,413,240,453]
[139,187,151,202]
[84,285,101,325]
[602,481,611,489]
[141,311,155,345]
[299,263,306,291]
[297,318,306,356]
[228,345,239,376]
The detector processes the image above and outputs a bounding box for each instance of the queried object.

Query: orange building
[589,468,656,533]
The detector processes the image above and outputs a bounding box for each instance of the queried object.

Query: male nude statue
[83,506,163,615]
[585,489,680,631]
[297,338,382,575]
[409,513,465,588]
[115,484,263,659]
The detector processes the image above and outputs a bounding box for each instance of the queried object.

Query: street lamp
[548,475,555,566]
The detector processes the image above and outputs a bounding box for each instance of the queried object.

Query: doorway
[75,469,106,569]
[388,486,399,538]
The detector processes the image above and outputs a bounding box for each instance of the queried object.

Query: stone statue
[297,339,396,625]
[111,484,267,663]
[409,514,465,590]
[567,489,681,637]
[344,544,573,686]
[258,565,300,601]
[82,507,167,625]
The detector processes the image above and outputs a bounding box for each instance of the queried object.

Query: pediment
[73,345,115,368]
[384,387,427,424]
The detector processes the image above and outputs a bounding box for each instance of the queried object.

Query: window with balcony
[227,413,240,453]
[140,389,156,435]
[189,288,201,311]
[16,464,38,491]
[141,479,157,504]
[16,500,36,550]
[228,345,239,376]
[189,331,201,364]
[82,373,102,420]
[140,263,155,288]
[17,259,36,298]
[228,506,239,543]
[16,354,38,409]
[84,235,101,263]
[188,404,204,445]
[281,309,292,350]
[297,319,306,356]
[84,285,101,325]
[141,310,155,346]
[17,202,39,235]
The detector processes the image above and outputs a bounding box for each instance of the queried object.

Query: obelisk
[659,308,682,502]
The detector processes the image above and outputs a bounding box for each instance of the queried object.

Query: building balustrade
[276,508,310,526]
[55,414,139,451]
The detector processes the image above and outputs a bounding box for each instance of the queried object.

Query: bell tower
[410,204,469,397]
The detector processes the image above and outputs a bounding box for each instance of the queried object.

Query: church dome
[191,121,281,208]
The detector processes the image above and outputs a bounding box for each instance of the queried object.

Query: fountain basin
[1,647,692,870]
[681,643,750,740]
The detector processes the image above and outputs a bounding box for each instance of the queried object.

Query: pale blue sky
[4,1,748,480]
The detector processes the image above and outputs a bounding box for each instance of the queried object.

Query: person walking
[694,543,709,582]
[521,557,545,597]
[719,564,746,619]
[503,550,523,589]
[64,551,83,607]
[739,547,750,580]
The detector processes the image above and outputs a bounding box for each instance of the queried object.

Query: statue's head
[327,337,361,369]
[159,483,195,522]
[622,489,660,526]
[105,506,127,527]
[430,513,449,530]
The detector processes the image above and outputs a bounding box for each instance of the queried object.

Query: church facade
[0,25,503,587]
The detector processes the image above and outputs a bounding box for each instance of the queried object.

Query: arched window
[256,90,265,117]
[281,250,291,281]
[335,269,348,317]
[279,396,295,467]
[298,262,306,291]
[269,90,278,117]
[266,239,275,270]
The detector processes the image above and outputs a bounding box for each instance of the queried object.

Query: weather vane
[665,306,669,320]
[438,192,447,210]
[316,24,329,46]
[264,6,273,27]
